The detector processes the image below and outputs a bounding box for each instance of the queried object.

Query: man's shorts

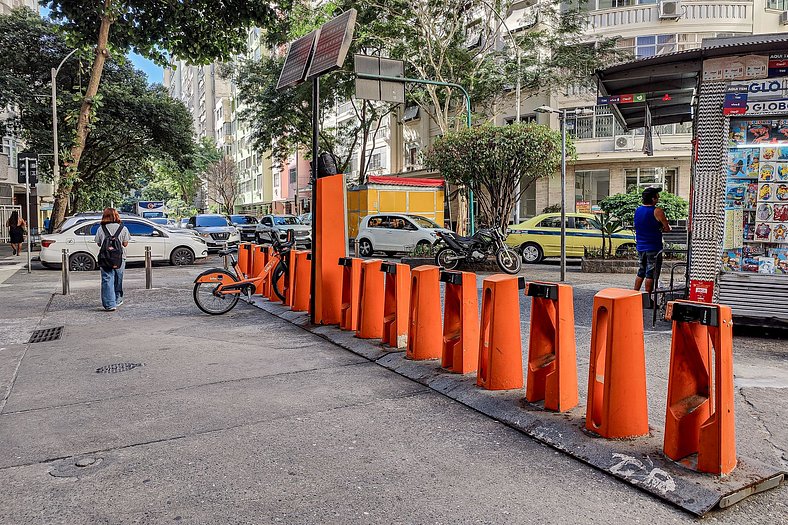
[637,250,662,279]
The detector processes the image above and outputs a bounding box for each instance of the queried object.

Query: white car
[40,217,209,271]
[356,214,447,257]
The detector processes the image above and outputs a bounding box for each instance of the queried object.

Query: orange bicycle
[192,233,295,315]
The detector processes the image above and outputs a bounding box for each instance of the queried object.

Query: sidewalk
[0,261,785,523]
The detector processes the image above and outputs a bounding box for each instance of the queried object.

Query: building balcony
[587,2,752,34]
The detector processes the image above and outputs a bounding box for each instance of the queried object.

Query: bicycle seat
[218,247,238,256]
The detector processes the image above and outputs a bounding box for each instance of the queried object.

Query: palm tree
[589,212,626,259]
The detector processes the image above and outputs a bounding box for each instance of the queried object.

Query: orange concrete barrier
[251,245,268,294]
[292,251,312,313]
[663,301,736,475]
[477,275,524,390]
[524,282,578,412]
[339,257,362,331]
[440,270,479,374]
[585,288,649,439]
[407,265,442,361]
[381,262,411,349]
[237,243,253,278]
[314,174,346,325]
[356,259,385,339]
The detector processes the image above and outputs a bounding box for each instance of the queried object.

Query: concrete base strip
[249,297,785,516]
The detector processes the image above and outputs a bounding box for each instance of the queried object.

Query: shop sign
[596,93,645,105]
[689,280,715,302]
[724,78,788,115]
[743,99,788,116]
[576,201,591,214]
[704,55,788,82]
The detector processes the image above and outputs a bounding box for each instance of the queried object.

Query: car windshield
[149,218,168,225]
[408,215,440,229]
[196,216,229,227]
[230,215,258,224]
[273,216,300,225]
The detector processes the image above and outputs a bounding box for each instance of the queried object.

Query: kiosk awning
[595,33,788,132]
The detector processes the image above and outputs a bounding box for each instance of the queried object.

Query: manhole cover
[28,326,64,343]
[96,362,143,374]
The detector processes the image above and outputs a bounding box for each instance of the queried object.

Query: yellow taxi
[506,212,636,263]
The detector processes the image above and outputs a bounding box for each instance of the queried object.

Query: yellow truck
[346,175,445,238]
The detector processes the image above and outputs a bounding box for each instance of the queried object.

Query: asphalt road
[0,252,785,524]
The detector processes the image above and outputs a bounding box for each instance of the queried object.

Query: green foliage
[588,212,625,259]
[599,189,689,225]
[542,204,562,214]
[426,123,569,229]
[44,0,275,67]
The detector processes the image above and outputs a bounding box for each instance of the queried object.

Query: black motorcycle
[434,226,522,275]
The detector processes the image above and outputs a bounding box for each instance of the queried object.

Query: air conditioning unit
[615,136,635,151]
[780,11,788,26]
[659,0,682,20]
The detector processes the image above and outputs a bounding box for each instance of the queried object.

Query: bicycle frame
[194,249,282,297]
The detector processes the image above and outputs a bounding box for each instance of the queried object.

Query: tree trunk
[51,0,114,227]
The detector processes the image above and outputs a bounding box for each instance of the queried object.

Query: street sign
[305,9,357,79]
[354,55,406,104]
[17,151,37,185]
[276,31,317,91]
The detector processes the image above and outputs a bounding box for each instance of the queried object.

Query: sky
[40,6,164,85]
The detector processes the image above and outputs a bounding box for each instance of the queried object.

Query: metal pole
[51,68,59,192]
[560,109,567,283]
[144,246,152,289]
[61,248,69,295]
[223,241,229,269]
[309,77,319,324]
[24,158,31,273]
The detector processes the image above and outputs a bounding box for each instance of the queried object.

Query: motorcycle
[434,225,522,275]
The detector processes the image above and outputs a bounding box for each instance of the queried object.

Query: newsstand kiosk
[597,34,788,328]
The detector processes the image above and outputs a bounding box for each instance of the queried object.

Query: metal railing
[0,205,23,243]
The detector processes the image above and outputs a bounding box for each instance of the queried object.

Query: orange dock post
[313,174,346,325]
[356,259,385,339]
[237,243,253,278]
[440,270,479,374]
[585,288,649,439]
[339,257,363,332]
[663,301,736,475]
[406,265,442,361]
[262,246,275,298]
[381,262,411,349]
[285,249,299,307]
[524,281,578,412]
[292,251,312,313]
[266,246,283,303]
[251,245,268,294]
[477,275,524,390]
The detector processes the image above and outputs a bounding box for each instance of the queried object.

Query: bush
[599,188,688,225]
[542,204,562,214]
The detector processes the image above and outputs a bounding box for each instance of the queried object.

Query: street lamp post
[535,105,593,282]
[51,49,77,192]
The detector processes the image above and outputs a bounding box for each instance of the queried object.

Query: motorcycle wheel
[435,247,461,270]
[496,247,522,275]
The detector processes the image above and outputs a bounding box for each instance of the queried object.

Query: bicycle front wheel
[272,261,288,302]
[193,269,240,315]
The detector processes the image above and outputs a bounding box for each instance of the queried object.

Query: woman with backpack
[6,210,26,256]
[94,208,130,311]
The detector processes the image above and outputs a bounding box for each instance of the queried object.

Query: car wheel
[358,238,373,257]
[520,242,544,264]
[170,246,195,266]
[69,252,96,271]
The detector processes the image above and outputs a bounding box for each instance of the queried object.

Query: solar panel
[305,9,357,80]
[276,31,317,91]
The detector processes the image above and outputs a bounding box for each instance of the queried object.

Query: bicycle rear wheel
[193,269,240,315]
[272,261,288,302]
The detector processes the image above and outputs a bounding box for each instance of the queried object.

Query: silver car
[187,214,241,251]
[256,214,311,248]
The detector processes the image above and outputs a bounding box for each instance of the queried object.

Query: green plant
[542,204,562,214]
[588,211,625,259]
[599,189,688,225]
[408,242,437,258]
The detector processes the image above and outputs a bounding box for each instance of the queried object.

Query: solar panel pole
[309,76,319,324]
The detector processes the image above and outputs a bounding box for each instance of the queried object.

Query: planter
[581,257,686,274]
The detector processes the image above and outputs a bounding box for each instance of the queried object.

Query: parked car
[255,214,311,247]
[39,218,209,271]
[179,218,189,228]
[56,212,139,233]
[186,214,241,251]
[356,214,448,257]
[505,212,636,264]
[228,214,259,242]
[149,217,177,228]
[298,212,312,226]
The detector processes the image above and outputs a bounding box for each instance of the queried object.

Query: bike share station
[218,18,785,514]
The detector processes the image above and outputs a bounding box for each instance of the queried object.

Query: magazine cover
[778,183,788,201]
[759,183,775,201]
[772,222,788,242]
[721,250,741,271]
[757,202,773,221]
[745,182,758,208]
[762,147,779,161]
[777,162,788,181]
[726,181,748,206]
[758,256,776,274]
[748,149,761,177]
[743,222,755,241]
[742,256,760,272]
[774,204,788,222]
[728,149,751,178]
[776,253,788,274]
[755,222,772,241]
[760,162,777,181]
[779,147,788,161]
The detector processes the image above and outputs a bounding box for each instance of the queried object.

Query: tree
[44,0,276,226]
[203,156,239,214]
[588,212,626,259]
[0,9,195,216]
[599,189,689,225]
[425,123,568,230]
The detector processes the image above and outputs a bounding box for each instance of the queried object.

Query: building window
[289,168,296,184]
[520,181,537,219]
[575,170,610,206]
[407,146,418,166]
[767,0,788,10]
[368,152,383,170]
[273,173,280,189]
[566,105,613,140]
[625,167,677,193]
[504,115,537,125]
